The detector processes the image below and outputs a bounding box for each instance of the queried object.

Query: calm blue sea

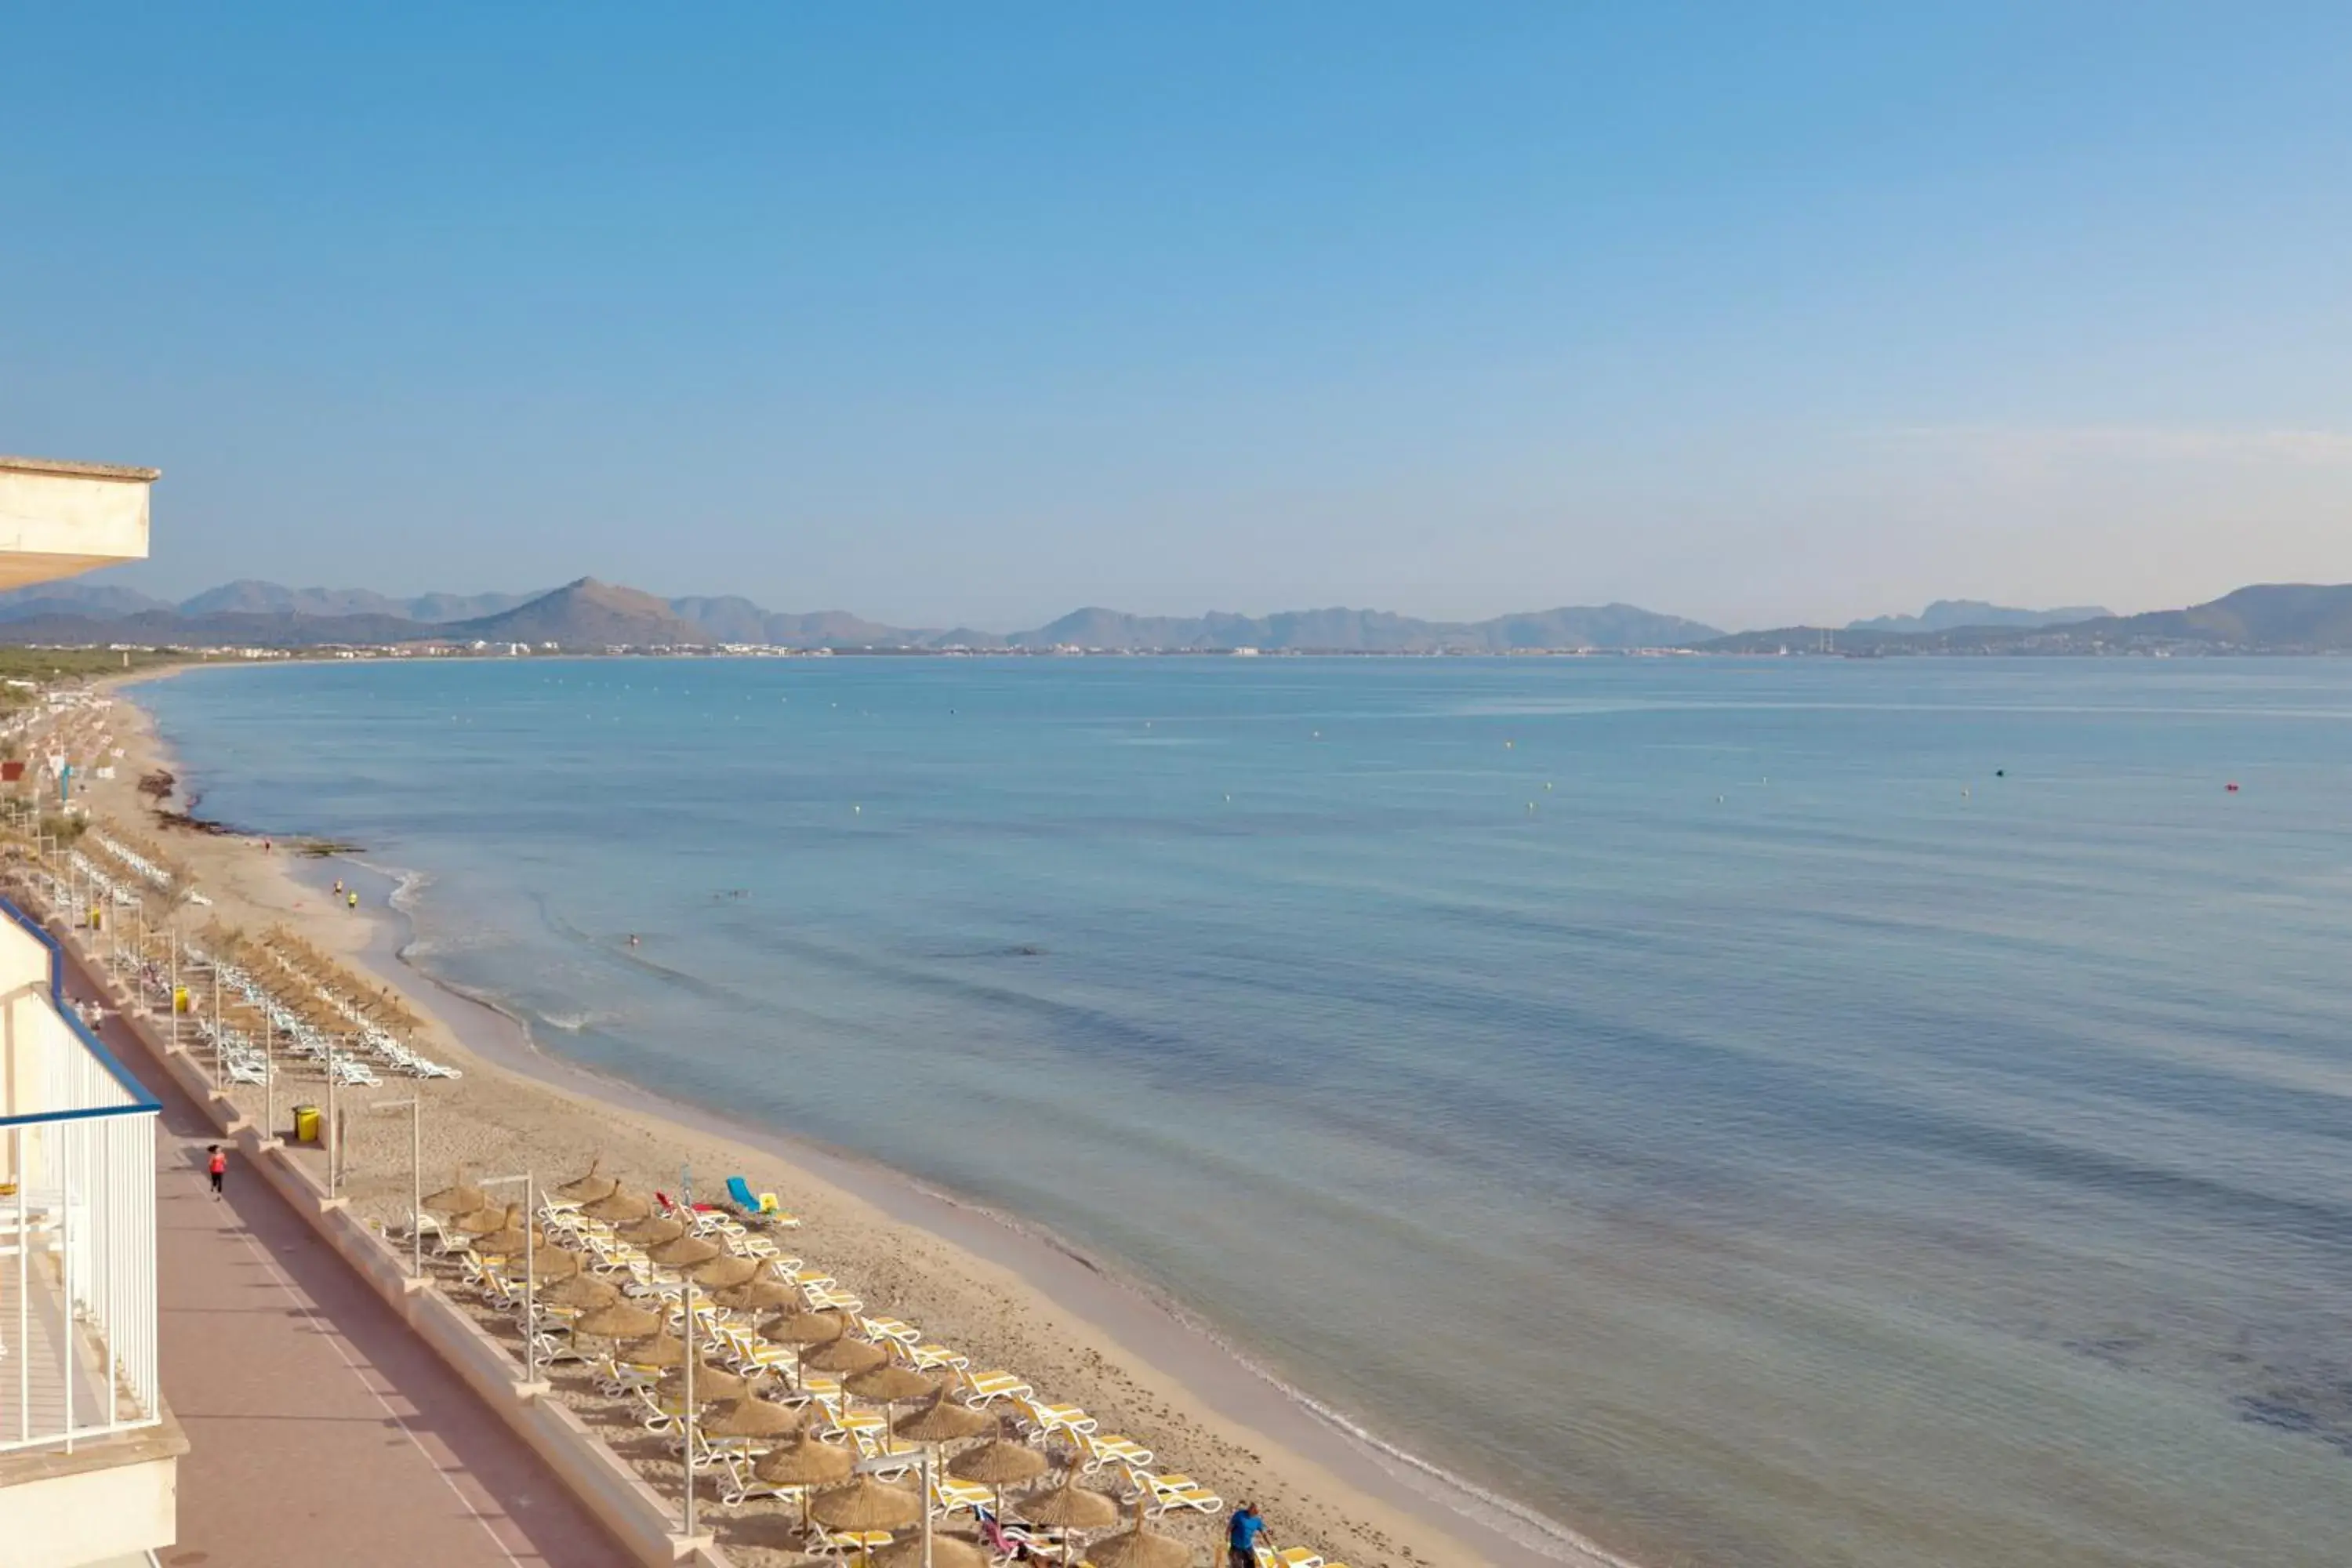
[140,656,2352,1567]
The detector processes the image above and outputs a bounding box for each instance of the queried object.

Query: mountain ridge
[1846,599,2112,633]
[0,579,1722,651]
[1704,583,2352,654]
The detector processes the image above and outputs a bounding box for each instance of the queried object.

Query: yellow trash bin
[173,986,191,1014]
[292,1105,321,1145]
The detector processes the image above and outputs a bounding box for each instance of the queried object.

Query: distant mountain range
[9,576,2350,655]
[1706,584,2352,655]
[1846,599,2111,634]
[0,577,1722,652]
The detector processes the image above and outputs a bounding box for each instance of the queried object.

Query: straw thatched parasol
[661,1358,749,1403]
[619,1214,688,1246]
[528,1243,583,1282]
[583,1189,652,1224]
[572,1301,662,1341]
[753,1431,857,1526]
[844,1361,936,1461]
[1015,1473,1122,1566]
[701,1390,803,1439]
[894,1390,991,1445]
[1083,1501,1191,1568]
[714,1277,799,1312]
[767,1308,848,1347]
[648,1233,721,1269]
[949,1437,1048,1489]
[810,1474,924,1533]
[625,1330,688,1369]
[872,1537,989,1568]
[845,1363,935,1406]
[454,1203,511,1236]
[1017,1474,1119,1530]
[545,1272,622,1309]
[949,1435,1050,1518]
[423,1170,487,1214]
[555,1160,619,1203]
[690,1254,761,1288]
[471,1206,536,1258]
[801,1334,887,1380]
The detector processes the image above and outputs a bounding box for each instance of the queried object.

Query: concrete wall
[0,459,154,591]
[0,1436,182,1568]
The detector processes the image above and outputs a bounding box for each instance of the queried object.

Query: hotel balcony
[0,898,180,1568]
[0,456,156,593]
[0,452,176,1566]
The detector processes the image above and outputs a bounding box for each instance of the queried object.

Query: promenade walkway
[64,953,633,1568]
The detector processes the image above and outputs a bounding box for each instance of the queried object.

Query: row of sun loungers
[474,1202,1221,1521]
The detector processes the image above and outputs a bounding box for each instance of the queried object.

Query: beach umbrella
[619,1214,688,1246]
[811,1475,924,1563]
[555,1160,620,1203]
[949,1436,1048,1519]
[423,1169,487,1214]
[1083,1501,1191,1568]
[701,1390,804,1440]
[626,1330,689,1370]
[529,1243,584,1282]
[844,1362,936,1468]
[801,1334,887,1379]
[1015,1473,1121,1567]
[648,1233,721,1269]
[714,1277,799,1312]
[767,1307,848,1384]
[800,1334,887,1410]
[872,1536,989,1568]
[753,1431,856,1526]
[573,1301,662,1341]
[584,1189,652,1224]
[691,1254,762,1288]
[661,1357,749,1403]
[471,1206,538,1258]
[893,1390,991,1446]
[454,1202,511,1236]
[545,1272,621,1309]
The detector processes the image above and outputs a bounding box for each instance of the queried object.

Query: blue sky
[5,5,2349,630]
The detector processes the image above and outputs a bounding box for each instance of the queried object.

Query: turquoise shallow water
[141,656,2352,1566]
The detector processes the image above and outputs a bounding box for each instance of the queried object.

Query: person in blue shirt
[1227,1503,1268,1566]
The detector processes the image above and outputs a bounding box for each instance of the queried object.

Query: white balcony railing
[1,895,162,1454]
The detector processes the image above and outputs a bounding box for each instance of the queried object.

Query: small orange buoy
[2226,782,2240,793]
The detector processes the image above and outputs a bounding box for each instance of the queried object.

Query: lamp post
[683,1274,698,1541]
[324,1031,340,1198]
[478,1171,542,1390]
[371,1098,424,1278]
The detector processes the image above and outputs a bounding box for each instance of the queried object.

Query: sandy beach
[60,667,1624,1568]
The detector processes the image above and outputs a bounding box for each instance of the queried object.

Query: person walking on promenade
[207,1144,227,1201]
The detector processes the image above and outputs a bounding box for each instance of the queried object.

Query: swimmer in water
[628,934,640,947]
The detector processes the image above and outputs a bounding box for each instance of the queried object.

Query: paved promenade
[65,953,633,1568]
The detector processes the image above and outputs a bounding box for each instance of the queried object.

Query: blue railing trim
[0,891,163,1118]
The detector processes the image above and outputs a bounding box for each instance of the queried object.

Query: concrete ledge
[92,955,729,1568]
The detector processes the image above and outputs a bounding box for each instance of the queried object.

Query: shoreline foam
[99,665,1640,1568]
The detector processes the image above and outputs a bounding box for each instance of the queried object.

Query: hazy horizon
[7,9,2350,629]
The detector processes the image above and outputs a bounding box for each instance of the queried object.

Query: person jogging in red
[207,1144,227,1200]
